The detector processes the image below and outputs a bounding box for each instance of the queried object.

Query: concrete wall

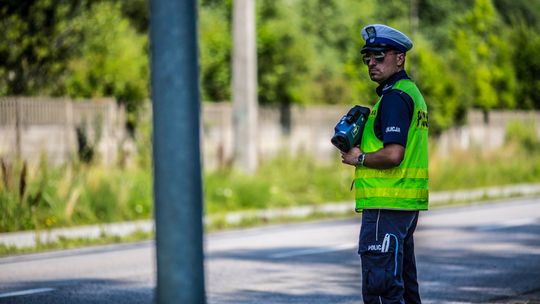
[202,104,540,169]
[202,104,346,169]
[0,97,127,165]
[1,98,539,169]
[437,110,540,155]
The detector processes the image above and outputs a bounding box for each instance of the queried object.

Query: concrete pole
[409,0,419,76]
[410,0,419,36]
[232,0,258,173]
[149,0,206,303]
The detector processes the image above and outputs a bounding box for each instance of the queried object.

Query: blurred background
[1,0,540,235]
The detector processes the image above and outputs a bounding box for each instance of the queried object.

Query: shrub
[505,120,540,152]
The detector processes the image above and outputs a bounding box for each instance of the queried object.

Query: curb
[0,220,154,249]
[1,183,540,249]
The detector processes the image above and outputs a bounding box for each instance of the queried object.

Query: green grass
[1,120,540,235]
[204,152,354,214]
[430,120,540,190]
[0,159,152,233]
[3,147,540,234]
[430,147,540,190]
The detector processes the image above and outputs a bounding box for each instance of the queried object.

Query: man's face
[362,50,404,84]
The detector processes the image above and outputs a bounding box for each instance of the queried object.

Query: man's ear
[397,53,405,66]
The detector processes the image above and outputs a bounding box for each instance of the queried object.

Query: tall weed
[505,120,540,152]
[0,158,49,232]
[0,158,152,233]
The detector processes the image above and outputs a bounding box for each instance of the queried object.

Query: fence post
[15,98,22,160]
[64,99,73,161]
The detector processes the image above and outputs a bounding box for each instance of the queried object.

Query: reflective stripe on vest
[356,168,428,179]
[356,188,429,200]
[355,79,429,211]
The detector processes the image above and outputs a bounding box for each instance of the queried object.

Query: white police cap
[360,24,413,54]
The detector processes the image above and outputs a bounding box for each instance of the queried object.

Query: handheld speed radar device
[331,105,370,152]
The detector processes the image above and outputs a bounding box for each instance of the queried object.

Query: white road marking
[0,288,55,298]
[270,243,355,259]
[476,218,538,231]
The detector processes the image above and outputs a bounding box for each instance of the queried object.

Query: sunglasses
[362,51,398,65]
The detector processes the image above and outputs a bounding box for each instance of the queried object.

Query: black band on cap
[360,43,392,54]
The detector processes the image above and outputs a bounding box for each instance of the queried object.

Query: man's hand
[340,144,405,169]
[341,147,362,167]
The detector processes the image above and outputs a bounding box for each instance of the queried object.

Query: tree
[409,35,464,134]
[511,22,540,109]
[0,0,149,132]
[256,0,317,133]
[416,0,474,46]
[119,0,149,33]
[64,2,148,132]
[493,0,540,30]
[450,0,517,121]
[298,0,373,105]
[199,3,232,102]
[0,0,89,96]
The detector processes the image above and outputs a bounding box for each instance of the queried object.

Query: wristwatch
[357,153,366,167]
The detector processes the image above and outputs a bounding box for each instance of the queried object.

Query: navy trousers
[358,209,421,304]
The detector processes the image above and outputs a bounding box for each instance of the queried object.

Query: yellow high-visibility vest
[355,79,429,211]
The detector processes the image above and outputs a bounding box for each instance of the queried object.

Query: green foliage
[199,4,232,102]
[204,152,353,214]
[199,0,376,106]
[74,166,151,223]
[0,0,88,95]
[416,0,474,46]
[410,35,465,133]
[0,0,149,132]
[297,0,373,105]
[450,0,517,112]
[119,0,149,33]
[1,157,57,232]
[429,145,540,191]
[511,22,540,109]
[493,0,540,30]
[64,2,148,131]
[374,0,410,24]
[505,120,540,152]
[0,158,152,233]
[1,0,540,136]
[256,0,316,106]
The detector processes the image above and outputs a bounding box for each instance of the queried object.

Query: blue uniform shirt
[374,70,414,147]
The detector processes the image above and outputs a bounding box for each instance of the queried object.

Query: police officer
[341,24,429,304]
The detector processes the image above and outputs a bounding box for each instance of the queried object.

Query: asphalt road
[0,197,539,303]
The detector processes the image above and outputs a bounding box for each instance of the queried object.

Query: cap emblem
[366,26,377,40]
